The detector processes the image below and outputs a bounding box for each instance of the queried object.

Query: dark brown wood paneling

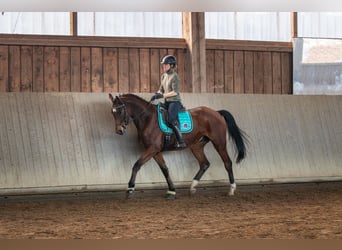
[244,51,254,94]
[0,46,8,92]
[254,51,264,94]
[214,50,224,93]
[281,52,292,94]
[70,47,81,92]
[206,50,215,93]
[272,52,282,94]
[234,51,245,93]
[80,47,90,92]
[263,52,273,94]
[139,49,150,92]
[103,48,118,93]
[44,47,59,92]
[32,46,44,92]
[9,46,20,92]
[91,48,103,92]
[59,47,71,92]
[118,48,129,93]
[150,49,160,92]
[20,46,33,92]
[176,49,185,91]
[0,35,293,94]
[129,48,140,93]
[224,51,234,93]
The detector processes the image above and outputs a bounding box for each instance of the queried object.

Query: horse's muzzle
[116,125,126,135]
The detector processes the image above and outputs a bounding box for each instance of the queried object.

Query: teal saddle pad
[157,103,193,134]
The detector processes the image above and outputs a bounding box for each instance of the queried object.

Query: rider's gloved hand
[150,93,164,102]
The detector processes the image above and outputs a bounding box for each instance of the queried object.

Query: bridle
[112,97,129,128]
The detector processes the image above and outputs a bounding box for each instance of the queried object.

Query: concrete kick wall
[0,93,341,195]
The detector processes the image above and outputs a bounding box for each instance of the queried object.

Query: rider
[150,55,186,148]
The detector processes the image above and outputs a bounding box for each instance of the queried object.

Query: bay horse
[109,93,248,199]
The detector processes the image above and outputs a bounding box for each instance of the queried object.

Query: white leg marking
[190,179,199,194]
[229,183,236,196]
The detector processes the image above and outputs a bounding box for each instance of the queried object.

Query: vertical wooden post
[182,12,206,93]
[291,12,298,39]
[70,12,78,36]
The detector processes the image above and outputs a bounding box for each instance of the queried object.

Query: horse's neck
[125,98,154,127]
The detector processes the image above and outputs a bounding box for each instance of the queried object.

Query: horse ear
[108,93,114,102]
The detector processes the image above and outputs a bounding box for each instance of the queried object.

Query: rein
[114,96,151,126]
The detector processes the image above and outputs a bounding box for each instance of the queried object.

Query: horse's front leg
[127,148,157,197]
[153,153,176,199]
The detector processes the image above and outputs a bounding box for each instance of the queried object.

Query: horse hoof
[126,189,135,198]
[189,188,197,195]
[166,191,176,199]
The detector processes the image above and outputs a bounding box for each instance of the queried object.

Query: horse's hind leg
[153,153,176,199]
[212,142,236,196]
[189,143,210,195]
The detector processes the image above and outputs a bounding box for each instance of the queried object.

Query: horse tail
[218,110,248,164]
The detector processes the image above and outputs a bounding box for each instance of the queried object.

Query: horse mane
[120,93,150,104]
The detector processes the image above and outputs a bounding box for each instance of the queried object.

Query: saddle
[157,103,193,134]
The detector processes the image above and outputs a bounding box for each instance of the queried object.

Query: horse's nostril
[116,130,124,135]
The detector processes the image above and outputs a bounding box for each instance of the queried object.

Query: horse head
[109,93,129,135]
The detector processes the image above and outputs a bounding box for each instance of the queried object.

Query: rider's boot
[170,121,186,148]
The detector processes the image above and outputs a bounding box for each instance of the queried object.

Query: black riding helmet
[161,55,177,67]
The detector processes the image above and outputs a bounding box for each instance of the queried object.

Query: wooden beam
[182,12,206,93]
[291,12,298,38]
[0,34,187,49]
[70,12,78,36]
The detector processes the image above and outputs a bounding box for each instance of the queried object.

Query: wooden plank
[207,39,293,52]
[44,47,59,92]
[291,12,298,38]
[80,47,90,92]
[103,48,118,93]
[233,51,245,93]
[0,34,187,49]
[59,47,71,92]
[254,51,264,94]
[206,50,215,93]
[272,52,282,94]
[8,46,21,92]
[214,50,224,93]
[224,51,234,93]
[128,48,140,93]
[0,46,8,92]
[150,49,160,92]
[71,47,81,92]
[244,51,254,94]
[159,49,167,76]
[183,12,206,93]
[70,12,78,36]
[176,49,186,92]
[281,52,292,94]
[139,48,150,92]
[91,47,103,92]
[20,46,33,92]
[32,46,44,92]
[263,52,273,94]
[118,48,129,93]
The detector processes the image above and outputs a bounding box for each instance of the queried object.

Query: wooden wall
[0,34,293,94]
[206,39,293,94]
